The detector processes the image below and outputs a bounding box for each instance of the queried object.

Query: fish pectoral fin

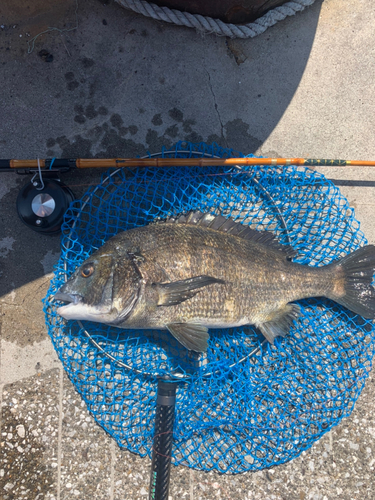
[257,304,300,344]
[166,323,209,352]
[155,275,225,307]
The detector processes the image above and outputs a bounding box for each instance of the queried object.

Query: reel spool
[16,175,75,235]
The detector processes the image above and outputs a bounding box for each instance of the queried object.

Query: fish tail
[328,245,375,318]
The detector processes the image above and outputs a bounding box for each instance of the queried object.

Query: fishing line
[35,158,45,190]
[27,0,79,54]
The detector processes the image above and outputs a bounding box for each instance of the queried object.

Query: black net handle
[149,380,177,500]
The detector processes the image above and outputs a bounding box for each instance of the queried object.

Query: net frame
[44,141,375,473]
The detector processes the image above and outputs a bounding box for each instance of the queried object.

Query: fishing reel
[16,171,75,235]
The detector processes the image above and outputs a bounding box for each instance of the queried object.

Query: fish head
[54,249,141,324]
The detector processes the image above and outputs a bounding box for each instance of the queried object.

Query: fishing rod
[1,157,375,172]
[8,153,375,236]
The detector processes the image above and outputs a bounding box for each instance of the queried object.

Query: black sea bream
[55,212,375,352]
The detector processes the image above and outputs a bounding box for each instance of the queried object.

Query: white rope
[115,0,316,39]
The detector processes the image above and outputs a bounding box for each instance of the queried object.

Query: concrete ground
[1,0,375,498]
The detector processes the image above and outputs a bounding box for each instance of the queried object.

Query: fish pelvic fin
[328,245,375,319]
[257,303,300,344]
[166,323,209,352]
[154,275,225,307]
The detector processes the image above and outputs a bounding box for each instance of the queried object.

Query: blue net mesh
[44,141,375,473]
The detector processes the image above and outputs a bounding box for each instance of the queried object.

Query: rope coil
[115,0,316,38]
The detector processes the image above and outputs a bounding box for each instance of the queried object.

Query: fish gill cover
[44,141,375,473]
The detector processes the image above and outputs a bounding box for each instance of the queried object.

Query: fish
[54,211,375,352]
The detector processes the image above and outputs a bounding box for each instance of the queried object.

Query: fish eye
[81,264,94,278]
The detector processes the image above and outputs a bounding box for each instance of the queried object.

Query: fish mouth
[54,291,85,320]
[54,291,115,321]
[54,292,83,305]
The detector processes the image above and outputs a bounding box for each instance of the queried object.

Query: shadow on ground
[0,0,322,296]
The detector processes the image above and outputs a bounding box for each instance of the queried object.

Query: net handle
[149,380,177,500]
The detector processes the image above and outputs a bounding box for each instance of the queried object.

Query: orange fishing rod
[1,157,375,172]
[12,155,375,235]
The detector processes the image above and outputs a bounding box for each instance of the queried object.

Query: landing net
[44,141,375,473]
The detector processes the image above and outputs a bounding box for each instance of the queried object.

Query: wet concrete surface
[1,0,375,498]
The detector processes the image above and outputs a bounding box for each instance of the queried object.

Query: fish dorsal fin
[165,211,296,259]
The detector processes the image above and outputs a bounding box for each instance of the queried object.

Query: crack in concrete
[206,70,227,147]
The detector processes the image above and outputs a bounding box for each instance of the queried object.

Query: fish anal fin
[166,323,209,352]
[155,275,225,307]
[257,303,300,344]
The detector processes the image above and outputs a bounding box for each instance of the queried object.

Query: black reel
[17,175,75,235]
